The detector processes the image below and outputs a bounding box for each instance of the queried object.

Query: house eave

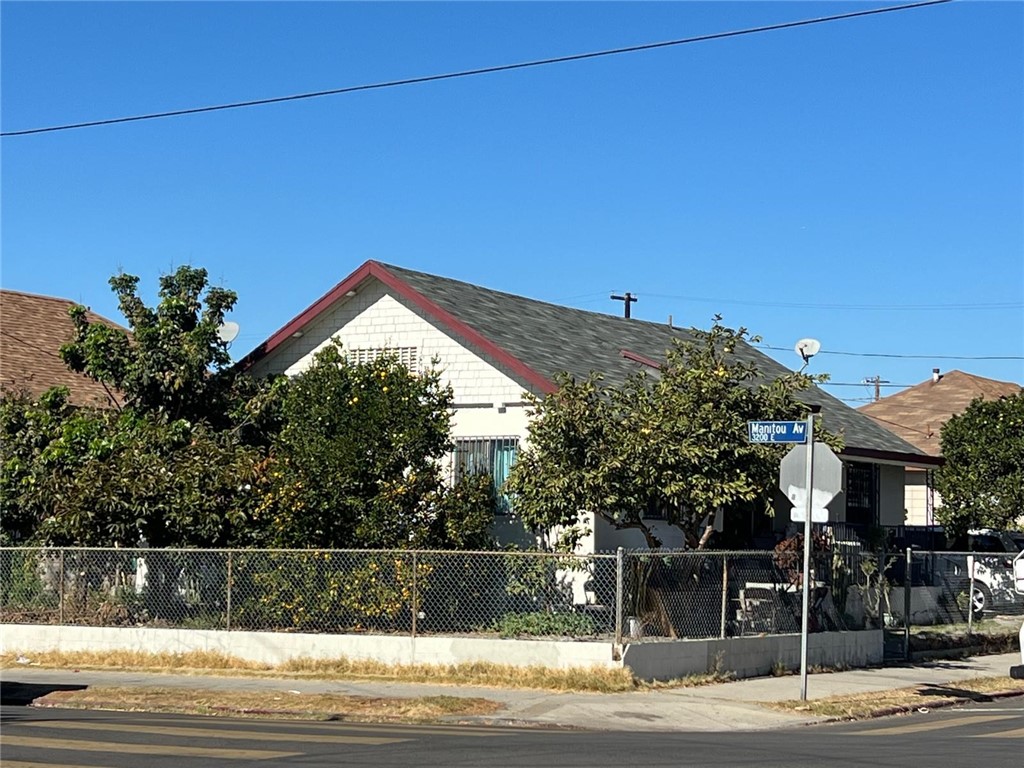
[839,446,942,469]
[237,261,556,395]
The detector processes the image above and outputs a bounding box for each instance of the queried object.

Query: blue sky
[2,1,1022,406]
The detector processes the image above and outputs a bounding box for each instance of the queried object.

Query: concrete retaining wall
[0,624,882,681]
[885,586,959,626]
[623,630,883,681]
[0,624,618,670]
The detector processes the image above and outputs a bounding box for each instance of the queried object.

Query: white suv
[965,529,1024,617]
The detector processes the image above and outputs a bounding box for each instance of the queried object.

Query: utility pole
[611,292,637,318]
[865,375,890,402]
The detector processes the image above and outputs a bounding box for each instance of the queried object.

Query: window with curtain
[452,436,519,514]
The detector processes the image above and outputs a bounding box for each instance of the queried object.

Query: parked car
[964,529,1024,617]
[888,525,1024,618]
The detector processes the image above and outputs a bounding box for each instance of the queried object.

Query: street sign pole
[799,412,815,702]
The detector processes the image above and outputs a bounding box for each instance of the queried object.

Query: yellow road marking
[851,714,1017,736]
[23,719,409,745]
[973,727,1024,739]
[0,734,297,760]
[129,715,513,736]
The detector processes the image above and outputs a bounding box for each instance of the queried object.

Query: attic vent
[347,346,418,372]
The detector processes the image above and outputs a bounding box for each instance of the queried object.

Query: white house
[241,260,940,551]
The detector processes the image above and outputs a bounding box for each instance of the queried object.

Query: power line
[866,402,1021,419]
[643,292,1021,312]
[859,412,936,438]
[755,344,1024,361]
[0,328,64,360]
[1,0,952,138]
[551,291,613,303]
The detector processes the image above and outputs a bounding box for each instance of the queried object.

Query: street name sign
[747,420,808,444]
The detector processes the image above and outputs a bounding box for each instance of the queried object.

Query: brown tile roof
[858,370,1022,456]
[0,289,125,408]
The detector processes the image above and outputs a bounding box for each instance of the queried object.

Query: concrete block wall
[0,624,617,671]
[0,624,882,682]
[884,586,953,626]
[622,630,883,681]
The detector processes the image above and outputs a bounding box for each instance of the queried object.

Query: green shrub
[0,549,58,617]
[492,610,597,638]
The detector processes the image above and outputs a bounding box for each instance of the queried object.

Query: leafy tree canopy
[1,387,81,544]
[934,392,1024,536]
[507,320,841,550]
[60,266,240,427]
[3,266,498,551]
[2,267,267,546]
[253,341,494,550]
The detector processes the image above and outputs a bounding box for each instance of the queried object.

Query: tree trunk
[611,518,662,549]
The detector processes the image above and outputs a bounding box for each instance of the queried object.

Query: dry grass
[908,623,1021,655]
[1,650,640,693]
[30,686,504,722]
[5,649,265,673]
[767,676,1024,720]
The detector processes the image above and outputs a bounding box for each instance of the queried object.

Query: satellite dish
[217,321,240,344]
[795,338,821,363]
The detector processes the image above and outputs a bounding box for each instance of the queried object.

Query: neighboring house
[859,369,1023,525]
[241,261,939,551]
[0,289,124,409]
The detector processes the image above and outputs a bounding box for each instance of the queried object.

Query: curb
[906,645,1017,662]
[30,699,580,730]
[818,687,1024,724]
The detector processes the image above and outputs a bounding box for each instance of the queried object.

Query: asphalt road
[1,698,1021,768]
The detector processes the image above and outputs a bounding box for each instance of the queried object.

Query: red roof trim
[238,261,556,395]
[370,265,555,394]
[620,349,662,370]
[237,261,375,369]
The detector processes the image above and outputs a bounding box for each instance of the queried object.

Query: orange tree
[253,340,494,550]
[507,320,841,551]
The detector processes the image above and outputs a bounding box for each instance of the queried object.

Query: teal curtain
[492,441,517,514]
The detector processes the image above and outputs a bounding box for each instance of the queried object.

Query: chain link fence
[881,550,1023,628]
[619,549,863,641]
[3,547,1019,643]
[0,548,617,639]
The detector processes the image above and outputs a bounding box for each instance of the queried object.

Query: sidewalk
[2,652,1021,732]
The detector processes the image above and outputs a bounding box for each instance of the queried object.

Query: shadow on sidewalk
[915,685,993,703]
[1,680,88,706]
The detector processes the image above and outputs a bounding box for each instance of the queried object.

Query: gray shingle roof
[380,263,932,463]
